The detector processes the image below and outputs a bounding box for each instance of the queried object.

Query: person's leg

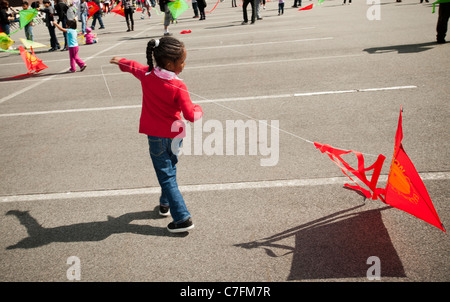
[243,0,249,23]
[69,47,76,71]
[148,136,191,224]
[436,3,450,43]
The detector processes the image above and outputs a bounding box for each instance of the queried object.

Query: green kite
[432,0,450,13]
[167,0,189,20]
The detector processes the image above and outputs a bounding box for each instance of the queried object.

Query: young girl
[85,27,98,44]
[110,37,203,233]
[53,19,87,72]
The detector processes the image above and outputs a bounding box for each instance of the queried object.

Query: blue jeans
[148,136,191,224]
[91,11,104,29]
[24,24,33,41]
[80,12,88,34]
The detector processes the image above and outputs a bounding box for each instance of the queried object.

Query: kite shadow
[0,71,72,82]
[205,21,243,30]
[235,205,407,280]
[363,41,438,54]
[5,207,186,250]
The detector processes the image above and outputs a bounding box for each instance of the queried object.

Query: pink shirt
[118,59,203,138]
[85,33,95,44]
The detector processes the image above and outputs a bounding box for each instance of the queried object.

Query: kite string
[105,61,379,157]
[100,64,113,100]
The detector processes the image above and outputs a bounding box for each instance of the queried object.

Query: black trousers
[48,25,59,49]
[125,8,134,29]
[243,0,256,23]
[437,3,450,41]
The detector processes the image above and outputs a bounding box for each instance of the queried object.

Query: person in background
[55,0,68,51]
[79,0,88,34]
[22,1,35,41]
[191,0,198,18]
[0,0,14,35]
[53,19,87,72]
[436,0,450,43]
[38,0,61,51]
[84,26,97,44]
[122,0,134,31]
[90,0,105,29]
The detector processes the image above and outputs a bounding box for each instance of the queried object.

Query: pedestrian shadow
[235,205,406,280]
[119,35,163,41]
[5,207,186,250]
[363,41,437,54]
[0,71,77,82]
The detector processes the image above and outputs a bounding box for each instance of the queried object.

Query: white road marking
[1,172,448,203]
[0,26,157,105]
[0,85,417,118]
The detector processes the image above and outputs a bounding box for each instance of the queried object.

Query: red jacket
[119,59,203,138]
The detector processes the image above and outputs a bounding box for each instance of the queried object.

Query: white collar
[146,66,181,80]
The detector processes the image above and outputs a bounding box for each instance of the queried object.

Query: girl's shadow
[6,207,186,250]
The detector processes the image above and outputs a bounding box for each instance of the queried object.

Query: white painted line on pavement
[189,37,333,50]
[0,26,157,105]
[0,85,417,118]
[0,53,365,85]
[1,172,448,203]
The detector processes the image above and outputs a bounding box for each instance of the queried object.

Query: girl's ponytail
[146,39,157,72]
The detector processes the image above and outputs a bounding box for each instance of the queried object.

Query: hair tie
[154,39,160,48]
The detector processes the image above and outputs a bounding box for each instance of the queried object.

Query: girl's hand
[110,57,122,65]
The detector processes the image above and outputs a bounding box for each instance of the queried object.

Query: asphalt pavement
[0,0,449,285]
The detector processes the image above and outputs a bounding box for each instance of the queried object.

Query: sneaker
[167,218,194,233]
[241,21,248,25]
[164,32,173,36]
[159,205,170,217]
[80,65,87,72]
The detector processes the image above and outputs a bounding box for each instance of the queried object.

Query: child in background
[53,19,87,72]
[21,1,34,41]
[278,0,284,15]
[110,37,203,233]
[85,27,97,44]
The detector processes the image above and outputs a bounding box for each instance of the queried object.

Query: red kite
[384,107,446,232]
[314,142,386,200]
[19,46,48,74]
[87,1,100,17]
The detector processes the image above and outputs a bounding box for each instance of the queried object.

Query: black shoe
[241,21,248,25]
[436,39,446,44]
[159,205,170,217]
[167,218,194,233]
[48,48,56,52]
[99,26,105,29]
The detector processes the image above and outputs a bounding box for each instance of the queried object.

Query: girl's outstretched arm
[110,57,122,65]
[52,21,66,32]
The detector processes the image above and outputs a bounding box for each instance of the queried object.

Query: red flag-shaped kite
[87,1,100,17]
[384,107,446,232]
[111,2,125,17]
[299,4,314,10]
[19,46,48,74]
[314,142,386,200]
